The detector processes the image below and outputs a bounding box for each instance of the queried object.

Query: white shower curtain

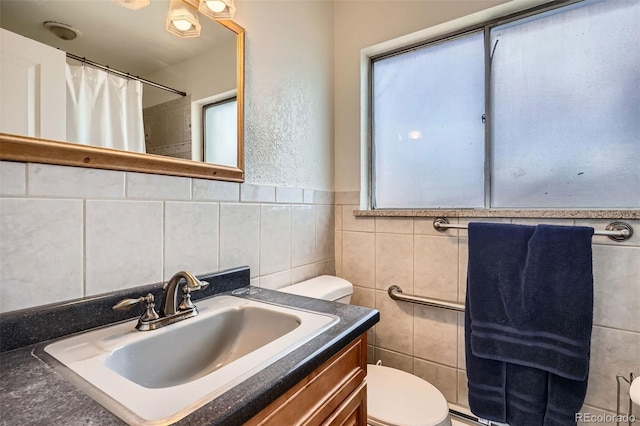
[66,64,145,153]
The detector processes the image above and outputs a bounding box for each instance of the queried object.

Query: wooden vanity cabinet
[245,333,368,426]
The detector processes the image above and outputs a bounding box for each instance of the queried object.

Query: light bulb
[172,19,192,31]
[205,0,226,13]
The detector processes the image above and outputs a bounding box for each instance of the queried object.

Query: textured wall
[234,1,334,191]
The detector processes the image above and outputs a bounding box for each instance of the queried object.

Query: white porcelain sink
[43,295,338,425]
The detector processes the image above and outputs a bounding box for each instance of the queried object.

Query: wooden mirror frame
[0,20,245,182]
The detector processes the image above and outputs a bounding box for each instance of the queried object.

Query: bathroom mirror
[0,0,244,181]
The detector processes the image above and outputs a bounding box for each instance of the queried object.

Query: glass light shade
[172,19,192,31]
[198,0,236,20]
[111,0,150,10]
[166,0,201,38]
[206,1,226,13]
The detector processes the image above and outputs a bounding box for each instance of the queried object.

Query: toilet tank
[278,276,353,304]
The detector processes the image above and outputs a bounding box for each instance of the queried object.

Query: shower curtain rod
[66,52,187,97]
[432,217,634,242]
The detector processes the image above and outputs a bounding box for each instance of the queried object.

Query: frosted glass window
[372,32,485,208]
[490,0,640,208]
[203,98,237,167]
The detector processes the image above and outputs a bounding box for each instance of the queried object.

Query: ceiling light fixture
[111,0,150,11]
[183,0,236,21]
[206,1,226,13]
[43,21,82,41]
[113,0,237,39]
[199,0,236,20]
[166,0,201,38]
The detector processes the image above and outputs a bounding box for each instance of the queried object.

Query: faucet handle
[179,286,196,311]
[113,293,160,322]
[113,296,146,311]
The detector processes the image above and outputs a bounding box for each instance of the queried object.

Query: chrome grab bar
[433,217,634,242]
[387,285,465,312]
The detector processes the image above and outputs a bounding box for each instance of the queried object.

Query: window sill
[353,209,640,220]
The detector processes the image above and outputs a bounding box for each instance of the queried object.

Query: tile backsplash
[335,191,640,419]
[2,162,636,419]
[143,95,192,160]
[0,161,335,313]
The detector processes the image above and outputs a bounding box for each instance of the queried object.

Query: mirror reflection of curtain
[65,64,145,153]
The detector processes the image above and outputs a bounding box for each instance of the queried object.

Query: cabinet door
[322,382,367,426]
[1,28,66,140]
[246,333,368,426]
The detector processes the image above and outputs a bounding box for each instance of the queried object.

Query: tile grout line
[24,162,30,196]
[161,200,166,282]
[82,198,87,297]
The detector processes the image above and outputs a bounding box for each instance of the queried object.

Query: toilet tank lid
[278,275,353,301]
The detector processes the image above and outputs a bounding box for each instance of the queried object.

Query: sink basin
[104,303,302,389]
[42,295,338,425]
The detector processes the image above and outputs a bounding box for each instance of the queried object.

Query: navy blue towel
[465,222,594,425]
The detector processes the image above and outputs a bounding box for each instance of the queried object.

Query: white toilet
[279,275,452,426]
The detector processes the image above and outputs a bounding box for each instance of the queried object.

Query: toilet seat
[367,365,451,426]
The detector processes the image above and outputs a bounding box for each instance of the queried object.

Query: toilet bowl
[278,275,452,426]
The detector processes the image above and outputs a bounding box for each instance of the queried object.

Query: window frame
[202,96,237,166]
[363,0,588,210]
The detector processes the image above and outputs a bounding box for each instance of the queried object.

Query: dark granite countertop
[0,268,379,426]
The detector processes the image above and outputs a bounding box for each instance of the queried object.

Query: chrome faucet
[113,270,209,331]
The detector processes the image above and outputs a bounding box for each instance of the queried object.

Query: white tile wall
[336,193,640,415]
[127,172,191,200]
[219,203,261,278]
[28,163,125,199]
[192,179,240,202]
[291,263,316,284]
[259,269,292,290]
[85,200,163,295]
[241,183,276,203]
[0,161,26,196]
[0,162,335,313]
[276,187,304,204]
[292,205,316,267]
[260,205,292,275]
[0,198,83,311]
[315,205,335,261]
[303,189,315,204]
[164,202,219,278]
